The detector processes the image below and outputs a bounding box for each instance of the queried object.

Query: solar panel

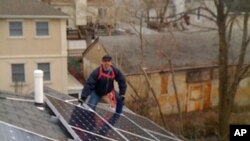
[46,95,182,141]
[117,130,154,141]
[46,95,127,141]
[95,107,157,141]
[95,105,181,141]
[0,121,56,141]
[147,131,181,141]
[71,126,115,141]
[122,110,178,139]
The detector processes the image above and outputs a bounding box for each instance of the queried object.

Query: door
[186,81,211,112]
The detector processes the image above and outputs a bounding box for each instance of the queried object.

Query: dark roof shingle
[99,31,250,75]
[0,0,68,18]
[0,91,71,140]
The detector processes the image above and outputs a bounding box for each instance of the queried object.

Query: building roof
[0,0,68,19]
[88,0,113,6]
[225,0,250,13]
[0,90,72,141]
[97,31,250,75]
[0,87,180,140]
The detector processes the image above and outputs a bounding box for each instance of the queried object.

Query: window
[9,21,23,36]
[87,16,93,24]
[196,8,202,21]
[186,69,211,83]
[161,74,168,94]
[36,22,49,36]
[11,64,25,82]
[98,8,107,17]
[38,63,50,81]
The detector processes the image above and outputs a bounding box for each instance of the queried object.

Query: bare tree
[191,1,250,140]
[121,1,250,140]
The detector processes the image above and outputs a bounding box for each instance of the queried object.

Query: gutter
[0,96,34,102]
[0,15,69,19]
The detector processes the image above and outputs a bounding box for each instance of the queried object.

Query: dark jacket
[81,65,127,97]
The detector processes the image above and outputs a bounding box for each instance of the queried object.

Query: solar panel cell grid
[118,130,153,141]
[123,110,176,137]
[46,95,181,141]
[148,131,180,141]
[46,96,126,141]
[95,107,156,141]
[72,126,114,141]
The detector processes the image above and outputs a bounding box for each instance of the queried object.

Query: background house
[0,0,68,94]
[41,0,115,29]
[82,32,250,115]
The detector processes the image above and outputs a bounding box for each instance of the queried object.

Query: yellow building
[0,0,69,94]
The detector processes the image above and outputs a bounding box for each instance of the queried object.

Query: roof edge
[82,38,99,57]
[0,15,69,19]
[124,65,218,76]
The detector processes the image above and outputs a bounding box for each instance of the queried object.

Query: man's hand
[78,99,84,105]
[120,95,125,101]
[78,96,87,105]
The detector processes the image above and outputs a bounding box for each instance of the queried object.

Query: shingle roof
[225,0,250,13]
[98,31,250,75]
[0,91,71,141]
[0,87,181,140]
[0,0,68,18]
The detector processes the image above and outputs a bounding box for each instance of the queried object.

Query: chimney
[34,70,44,107]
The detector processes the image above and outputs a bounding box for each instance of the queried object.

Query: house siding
[82,42,107,79]
[0,18,68,94]
[0,19,63,56]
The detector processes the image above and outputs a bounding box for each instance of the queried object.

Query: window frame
[35,21,49,37]
[98,7,108,17]
[9,21,23,37]
[196,8,202,22]
[11,64,25,83]
[37,63,51,81]
[186,69,212,83]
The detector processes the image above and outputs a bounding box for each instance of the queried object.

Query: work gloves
[78,96,87,105]
[120,95,125,101]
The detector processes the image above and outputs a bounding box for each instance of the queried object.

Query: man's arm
[114,68,127,97]
[81,68,99,100]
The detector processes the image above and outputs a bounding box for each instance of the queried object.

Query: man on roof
[79,55,127,114]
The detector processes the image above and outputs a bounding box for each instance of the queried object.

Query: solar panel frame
[147,130,182,141]
[46,95,182,141]
[45,96,81,141]
[45,95,128,141]
[117,129,155,141]
[71,126,116,141]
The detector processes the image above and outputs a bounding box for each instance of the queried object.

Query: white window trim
[8,20,24,38]
[34,20,51,38]
[10,63,26,85]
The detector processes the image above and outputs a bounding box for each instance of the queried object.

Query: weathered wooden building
[82,32,250,115]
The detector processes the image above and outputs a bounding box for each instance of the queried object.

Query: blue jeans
[86,91,124,114]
